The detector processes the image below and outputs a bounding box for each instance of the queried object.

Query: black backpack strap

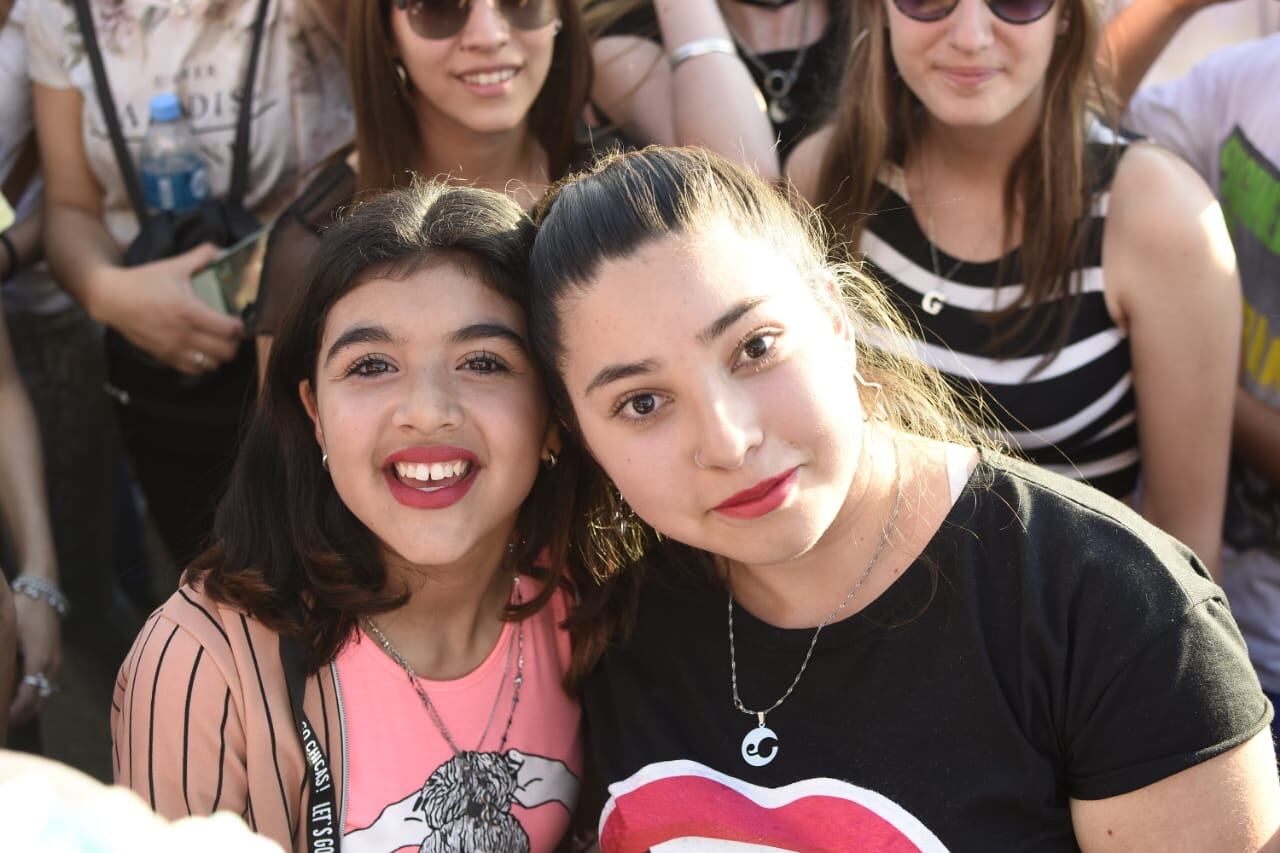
[71,0,148,222]
[228,0,273,202]
[72,0,271,211]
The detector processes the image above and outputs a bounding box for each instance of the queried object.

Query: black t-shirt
[596,4,846,158]
[582,456,1271,851]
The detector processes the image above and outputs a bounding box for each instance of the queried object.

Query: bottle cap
[148,93,183,123]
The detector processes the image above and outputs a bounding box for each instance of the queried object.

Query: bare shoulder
[1107,141,1221,252]
[783,123,836,204]
[1104,141,1236,309]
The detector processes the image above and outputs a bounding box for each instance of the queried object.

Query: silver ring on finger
[21,672,58,699]
[192,350,207,368]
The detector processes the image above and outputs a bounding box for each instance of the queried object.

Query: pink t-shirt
[337,585,582,853]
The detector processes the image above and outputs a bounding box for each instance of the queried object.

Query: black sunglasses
[891,0,1056,25]
[392,0,558,40]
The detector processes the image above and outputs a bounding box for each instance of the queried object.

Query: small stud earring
[321,452,329,472]
[552,18,562,35]
[394,59,409,91]
[542,450,559,470]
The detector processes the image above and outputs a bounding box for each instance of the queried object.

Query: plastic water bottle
[139,93,210,214]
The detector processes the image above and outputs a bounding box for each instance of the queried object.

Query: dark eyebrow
[696,296,770,344]
[324,325,396,366]
[449,323,529,352]
[584,359,659,397]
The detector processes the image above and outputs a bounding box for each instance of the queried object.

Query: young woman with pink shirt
[112,183,582,853]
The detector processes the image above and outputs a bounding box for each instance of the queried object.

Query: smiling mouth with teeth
[392,459,474,491]
[457,68,519,86]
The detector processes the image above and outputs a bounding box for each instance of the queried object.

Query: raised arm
[0,296,61,726]
[1101,0,1250,109]
[33,83,243,377]
[591,0,781,179]
[1105,143,1240,579]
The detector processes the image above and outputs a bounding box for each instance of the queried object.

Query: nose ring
[694,450,707,470]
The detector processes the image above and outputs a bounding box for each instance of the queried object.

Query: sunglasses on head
[891,0,1056,25]
[392,0,558,40]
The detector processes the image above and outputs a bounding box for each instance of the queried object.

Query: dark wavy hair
[189,182,576,672]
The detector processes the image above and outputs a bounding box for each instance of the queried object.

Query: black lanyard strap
[281,634,342,853]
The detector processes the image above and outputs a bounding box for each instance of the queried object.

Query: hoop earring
[854,369,884,422]
[394,59,409,92]
[321,452,329,472]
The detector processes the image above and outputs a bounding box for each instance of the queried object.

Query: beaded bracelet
[11,575,70,618]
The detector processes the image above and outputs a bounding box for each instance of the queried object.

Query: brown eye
[743,334,774,361]
[629,395,656,416]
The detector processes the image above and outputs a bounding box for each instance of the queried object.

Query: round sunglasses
[392,0,558,40]
[891,0,1056,25]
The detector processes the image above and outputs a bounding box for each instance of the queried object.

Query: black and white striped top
[861,138,1138,497]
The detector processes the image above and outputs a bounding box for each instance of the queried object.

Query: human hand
[9,588,62,725]
[508,748,580,810]
[93,243,245,376]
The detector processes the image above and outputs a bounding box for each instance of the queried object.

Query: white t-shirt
[25,0,353,249]
[1127,34,1280,693]
[1,0,68,315]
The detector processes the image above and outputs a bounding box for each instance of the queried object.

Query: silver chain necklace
[727,0,813,124]
[917,152,965,316]
[364,574,526,762]
[728,473,903,767]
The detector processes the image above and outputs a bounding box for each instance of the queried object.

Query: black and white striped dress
[861,141,1138,497]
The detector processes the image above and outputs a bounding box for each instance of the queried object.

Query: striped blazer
[112,584,346,852]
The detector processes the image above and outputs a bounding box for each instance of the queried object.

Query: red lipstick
[712,467,799,520]
[383,445,479,510]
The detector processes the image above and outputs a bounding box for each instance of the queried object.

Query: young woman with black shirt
[526,146,1279,850]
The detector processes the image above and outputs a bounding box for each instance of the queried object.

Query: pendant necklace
[727,470,903,768]
[727,0,812,124]
[916,151,967,316]
[364,573,526,786]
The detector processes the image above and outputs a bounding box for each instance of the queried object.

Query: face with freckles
[301,262,553,568]
[557,222,868,566]
[885,0,1064,131]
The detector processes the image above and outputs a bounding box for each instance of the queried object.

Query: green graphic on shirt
[1219,129,1280,255]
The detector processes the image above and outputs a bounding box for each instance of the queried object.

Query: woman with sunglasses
[528,145,1279,850]
[253,0,593,360]
[112,183,583,853]
[582,0,846,179]
[785,0,1240,577]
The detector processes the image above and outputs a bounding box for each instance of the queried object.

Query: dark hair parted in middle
[529,147,989,683]
[189,182,576,673]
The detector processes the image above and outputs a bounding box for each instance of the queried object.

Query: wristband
[0,231,16,281]
[12,575,70,618]
[669,37,737,71]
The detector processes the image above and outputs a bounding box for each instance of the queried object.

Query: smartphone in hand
[190,226,269,315]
